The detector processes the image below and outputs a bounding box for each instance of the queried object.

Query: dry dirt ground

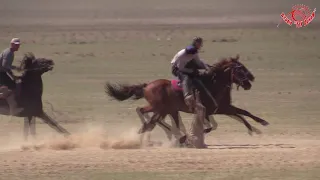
[0,0,320,179]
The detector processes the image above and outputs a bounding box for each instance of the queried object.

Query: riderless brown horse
[0,53,70,140]
[106,55,269,143]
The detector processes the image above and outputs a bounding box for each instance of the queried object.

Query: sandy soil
[0,0,320,179]
[0,123,319,179]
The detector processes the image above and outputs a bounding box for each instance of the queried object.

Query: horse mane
[19,52,36,71]
[213,58,232,69]
[23,52,36,62]
[19,52,55,74]
[205,57,234,76]
[207,55,240,74]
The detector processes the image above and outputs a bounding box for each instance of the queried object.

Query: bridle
[229,64,250,90]
[210,63,250,108]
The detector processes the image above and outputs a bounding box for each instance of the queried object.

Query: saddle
[171,79,202,92]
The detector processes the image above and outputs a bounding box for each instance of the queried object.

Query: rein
[22,66,53,72]
[193,78,218,108]
[197,64,238,113]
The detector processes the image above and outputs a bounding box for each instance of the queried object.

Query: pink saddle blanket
[171,79,183,91]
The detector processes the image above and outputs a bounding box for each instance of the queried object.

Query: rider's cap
[11,38,21,45]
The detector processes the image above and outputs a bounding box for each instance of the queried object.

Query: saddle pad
[171,79,183,91]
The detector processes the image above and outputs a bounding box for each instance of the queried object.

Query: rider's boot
[182,76,195,111]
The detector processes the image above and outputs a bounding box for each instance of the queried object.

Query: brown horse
[106,55,269,143]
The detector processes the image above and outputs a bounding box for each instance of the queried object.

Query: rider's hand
[12,75,20,83]
[12,66,22,72]
[15,79,22,83]
[198,70,208,77]
[192,70,200,77]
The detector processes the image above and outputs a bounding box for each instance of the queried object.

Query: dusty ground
[0,0,320,179]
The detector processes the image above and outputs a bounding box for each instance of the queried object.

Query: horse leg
[24,116,31,141]
[37,112,70,136]
[145,110,187,143]
[203,115,218,134]
[140,113,161,133]
[143,113,164,144]
[30,117,36,139]
[230,114,262,135]
[144,112,173,139]
[169,112,187,144]
[156,116,175,141]
[136,105,154,133]
[227,114,263,136]
[230,105,269,126]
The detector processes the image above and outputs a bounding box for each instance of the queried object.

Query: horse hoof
[137,129,144,134]
[202,144,208,149]
[261,121,269,126]
[179,135,187,144]
[203,128,212,134]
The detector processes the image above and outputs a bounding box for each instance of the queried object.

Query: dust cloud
[2,124,173,151]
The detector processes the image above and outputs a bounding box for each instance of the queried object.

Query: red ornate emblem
[278,4,316,28]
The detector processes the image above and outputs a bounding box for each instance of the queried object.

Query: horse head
[208,55,255,90]
[20,52,54,75]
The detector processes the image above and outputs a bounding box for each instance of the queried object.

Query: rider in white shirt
[171,37,209,109]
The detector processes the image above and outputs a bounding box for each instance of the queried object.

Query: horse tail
[105,82,147,101]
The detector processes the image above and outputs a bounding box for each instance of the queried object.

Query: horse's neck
[21,72,43,89]
[211,74,232,102]
[22,72,42,80]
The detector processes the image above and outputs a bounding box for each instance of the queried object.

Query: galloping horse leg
[140,113,161,133]
[169,112,187,144]
[230,105,269,126]
[137,105,174,139]
[136,106,171,144]
[30,117,36,138]
[157,117,174,141]
[203,115,218,134]
[145,112,174,141]
[136,106,154,133]
[144,113,173,140]
[227,114,262,136]
[142,113,163,144]
[230,114,262,135]
[37,112,70,136]
[24,116,36,141]
[24,116,31,141]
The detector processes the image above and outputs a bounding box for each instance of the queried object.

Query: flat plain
[0,0,319,179]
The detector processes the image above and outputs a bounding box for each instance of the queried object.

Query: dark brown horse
[0,53,70,140]
[106,55,269,143]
